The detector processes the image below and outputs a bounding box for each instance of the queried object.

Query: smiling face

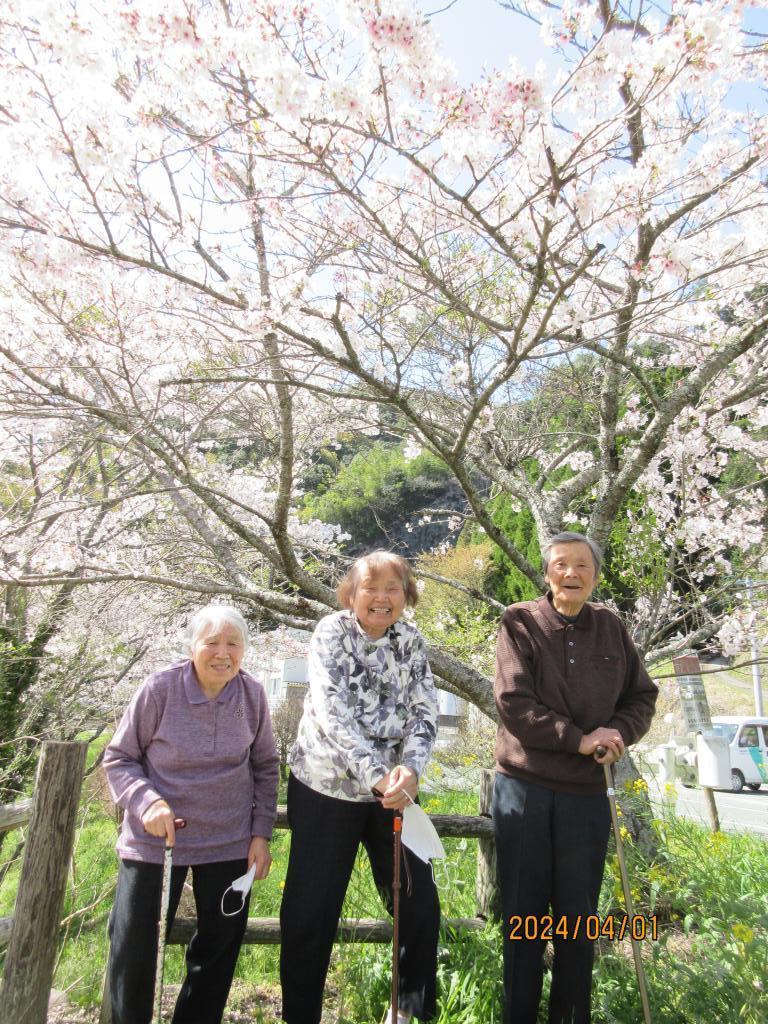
[544,541,599,617]
[349,568,407,639]
[191,624,245,695]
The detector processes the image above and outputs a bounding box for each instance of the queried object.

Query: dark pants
[108,857,249,1024]
[492,773,611,1024]
[280,773,440,1024]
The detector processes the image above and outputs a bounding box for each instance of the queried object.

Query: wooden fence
[0,749,500,1024]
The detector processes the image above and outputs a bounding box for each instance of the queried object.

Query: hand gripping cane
[391,809,403,1024]
[154,818,186,1024]
[595,748,652,1024]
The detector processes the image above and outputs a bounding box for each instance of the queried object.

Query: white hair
[182,604,251,654]
[542,532,603,575]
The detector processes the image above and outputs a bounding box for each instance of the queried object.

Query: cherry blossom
[0,0,766,717]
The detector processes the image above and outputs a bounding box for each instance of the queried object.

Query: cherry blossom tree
[0,0,766,732]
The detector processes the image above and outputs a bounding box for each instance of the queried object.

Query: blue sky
[428,0,767,113]
[429,0,549,82]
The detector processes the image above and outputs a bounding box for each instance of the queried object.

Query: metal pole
[597,750,652,1024]
[153,844,174,1024]
[391,811,402,1024]
[153,819,185,1024]
[746,578,764,716]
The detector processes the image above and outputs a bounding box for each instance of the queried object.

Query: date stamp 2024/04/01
[507,915,659,943]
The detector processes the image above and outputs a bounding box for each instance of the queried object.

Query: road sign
[672,654,712,732]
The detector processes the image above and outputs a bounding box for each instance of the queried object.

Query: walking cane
[391,809,403,1024]
[595,748,652,1024]
[153,818,186,1024]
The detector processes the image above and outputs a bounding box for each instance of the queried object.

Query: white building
[262,655,309,711]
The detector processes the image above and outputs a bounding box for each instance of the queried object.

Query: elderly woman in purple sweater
[104,604,279,1024]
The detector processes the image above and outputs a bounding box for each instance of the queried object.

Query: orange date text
[507,914,658,942]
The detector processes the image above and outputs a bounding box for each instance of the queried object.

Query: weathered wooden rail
[0,797,33,832]
[161,771,500,946]
[165,785,498,946]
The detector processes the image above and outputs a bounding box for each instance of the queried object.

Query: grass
[588,776,768,1024]
[2,764,767,1022]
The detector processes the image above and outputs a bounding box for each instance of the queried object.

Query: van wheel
[731,769,745,793]
[747,783,761,792]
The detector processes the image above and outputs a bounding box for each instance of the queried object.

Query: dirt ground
[47,981,285,1024]
[46,976,367,1024]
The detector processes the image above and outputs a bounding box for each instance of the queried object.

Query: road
[647,777,768,837]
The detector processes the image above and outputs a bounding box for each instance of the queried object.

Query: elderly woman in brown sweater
[492,531,657,1024]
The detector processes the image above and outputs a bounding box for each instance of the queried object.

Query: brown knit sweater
[494,594,658,795]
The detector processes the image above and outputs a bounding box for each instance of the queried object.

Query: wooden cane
[153,818,186,1024]
[391,810,402,1024]
[596,748,652,1024]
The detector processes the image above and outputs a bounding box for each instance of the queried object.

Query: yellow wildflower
[732,923,754,944]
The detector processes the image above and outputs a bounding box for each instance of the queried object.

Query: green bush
[302,443,450,545]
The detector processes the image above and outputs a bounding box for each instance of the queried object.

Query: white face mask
[220,863,257,917]
[401,802,445,864]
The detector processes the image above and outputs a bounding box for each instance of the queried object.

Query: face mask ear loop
[220,886,246,918]
[402,844,414,897]
[399,790,416,896]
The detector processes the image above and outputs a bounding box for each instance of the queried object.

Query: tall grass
[595,799,768,1024]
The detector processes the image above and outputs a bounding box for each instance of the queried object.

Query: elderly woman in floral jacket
[280,551,440,1024]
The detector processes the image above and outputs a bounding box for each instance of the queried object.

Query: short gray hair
[542,532,602,575]
[183,604,251,654]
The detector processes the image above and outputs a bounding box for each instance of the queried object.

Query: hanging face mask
[401,800,445,864]
[220,862,257,917]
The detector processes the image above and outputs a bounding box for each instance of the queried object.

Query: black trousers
[108,857,249,1024]
[492,773,610,1024]
[280,773,440,1024]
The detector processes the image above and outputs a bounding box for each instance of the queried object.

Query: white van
[709,716,768,793]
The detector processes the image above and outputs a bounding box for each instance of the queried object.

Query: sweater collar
[538,592,595,631]
[182,659,239,704]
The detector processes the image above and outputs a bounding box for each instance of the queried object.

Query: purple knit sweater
[104,661,279,865]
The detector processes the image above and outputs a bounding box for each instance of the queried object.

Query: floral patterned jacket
[290,610,439,801]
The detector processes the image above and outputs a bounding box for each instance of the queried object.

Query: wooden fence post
[702,786,721,833]
[476,768,500,921]
[99,963,112,1024]
[0,740,88,1024]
